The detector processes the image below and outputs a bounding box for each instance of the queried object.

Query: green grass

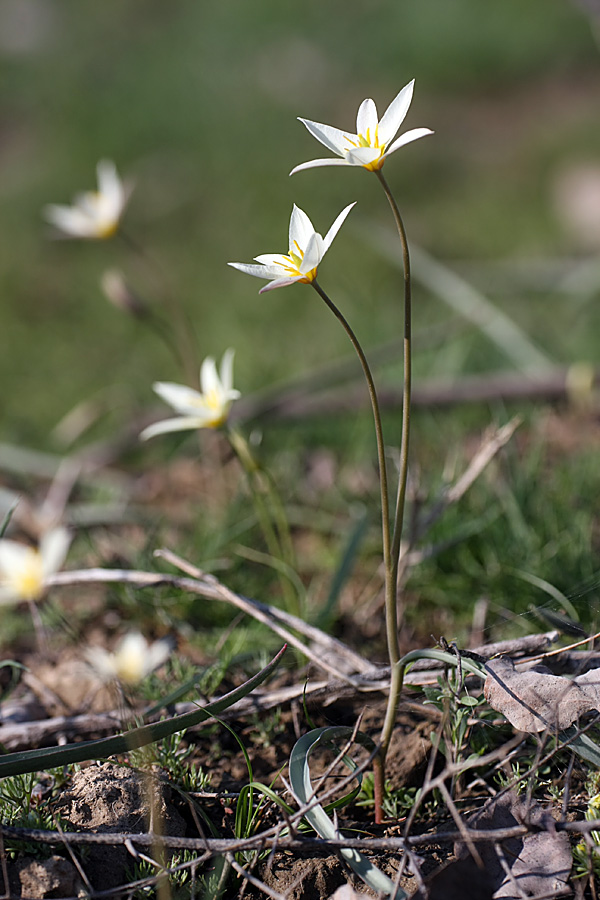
[1,0,599,440]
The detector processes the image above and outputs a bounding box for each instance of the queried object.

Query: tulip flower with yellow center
[228,203,355,293]
[140,349,240,441]
[290,80,432,175]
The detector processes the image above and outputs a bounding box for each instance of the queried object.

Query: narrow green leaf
[289,726,404,898]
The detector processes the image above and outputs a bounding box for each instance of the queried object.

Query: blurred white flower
[43,160,130,239]
[291,80,432,175]
[0,528,71,604]
[86,632,171,686]
[228,203,354,292]
[141,348,240,440]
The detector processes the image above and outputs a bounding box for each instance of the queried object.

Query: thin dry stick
[436,780,483,869]
[494,842,532,900]
[527,628,600,663]
[309,715,365,800]
[155,548,372,674]
[47,567,365,685]
[52,817,94,896]
[16,820,600,853]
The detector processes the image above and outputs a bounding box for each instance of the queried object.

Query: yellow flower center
[277,241,317,283]
[115,655,145,685]
[345,124,387,171]
[85,191,119,239]
[96,221,119,239]
[11,552,44,601]
[204,388,221,410]
[202,388,228,428]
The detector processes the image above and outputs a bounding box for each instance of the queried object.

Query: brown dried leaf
[456,791,572,900]
[484,658,600,732]
[413,792,571,899]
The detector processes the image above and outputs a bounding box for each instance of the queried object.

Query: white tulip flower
[141,349,240,441]
[0,528,71,604]
[291,80,432,175]
[43,160,130,239]
[86,632,171,686]
[228,203,355,293]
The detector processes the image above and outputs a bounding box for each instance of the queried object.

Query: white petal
[289,205,315,252]
[219,348,236,393]
[258,276,303,293]
[118,631,147,658]
[345,146,383,166]
[97,160,123,208]
[228,261,273,280]
[356,98,378,139]
[146,639,172,672]
[300,232,324,272]
[290,158,352,176]
[153,381,205,415]
[297,118,351,156]
[378,81,415,146]
[140,416,209,441]
[0,586,19,606]
[323,202,356,254]
[43,204,96,238]
[40,528,71,578]
[200,356,220,397]
[385,127,434,156]
[0,540,33,575]
[84,647,117,680]
[254,253,288,267]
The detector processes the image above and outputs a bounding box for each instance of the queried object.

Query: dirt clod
[56,762,186,890]
[260,855,349,900]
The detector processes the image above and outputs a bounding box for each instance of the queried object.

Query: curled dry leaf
[484,657,600,733]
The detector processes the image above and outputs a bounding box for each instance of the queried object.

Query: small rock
[15,855,82,899]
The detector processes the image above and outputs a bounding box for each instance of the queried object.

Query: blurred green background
[2,0,599,444]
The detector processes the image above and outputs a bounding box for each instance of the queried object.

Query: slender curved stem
[310,280,392,592]
[375,170,412,575]
[371,169,413,819]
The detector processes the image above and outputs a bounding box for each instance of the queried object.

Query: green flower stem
[227,426,300,615]
[310,280,392,598]
[371,168,413,822]
[311,280,395,812]
[375,169,412,575]
[119,229,199,384]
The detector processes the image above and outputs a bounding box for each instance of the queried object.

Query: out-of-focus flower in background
[86,632,172,686]
[141,349,240,440]
[43,160,131,239]
[0,528,71,604]
[228,203,355,292]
